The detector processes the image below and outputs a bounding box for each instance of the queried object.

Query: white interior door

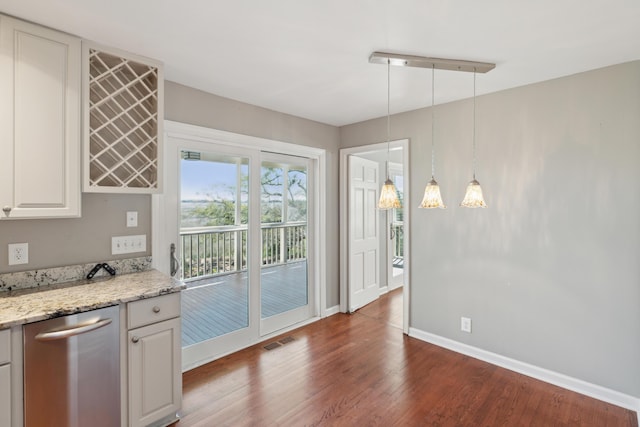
[348,155,380,312]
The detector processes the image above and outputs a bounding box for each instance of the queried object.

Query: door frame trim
[339,139,410,334]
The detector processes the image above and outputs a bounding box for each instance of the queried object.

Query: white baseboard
[409,327,640,414]
[388,282,403,292]
[379,286,389,295]
[323,305,340,317]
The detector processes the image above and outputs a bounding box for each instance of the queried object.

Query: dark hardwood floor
[174,289,637,426]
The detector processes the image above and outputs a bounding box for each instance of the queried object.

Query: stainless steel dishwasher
[23,305,120,427]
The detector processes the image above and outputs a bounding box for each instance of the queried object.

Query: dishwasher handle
[35,318,113,341]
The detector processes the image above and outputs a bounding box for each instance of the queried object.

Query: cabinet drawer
[128,293,180,330]
[0,329,9,364]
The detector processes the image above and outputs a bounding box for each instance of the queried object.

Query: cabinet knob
[152,306,161,313]
[131,336,140,343]
[2,206,11,215]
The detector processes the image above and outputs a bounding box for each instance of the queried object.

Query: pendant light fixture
[419,65,446,209]
[368,51,495,210]
[377,60,401,210]
[460,69,487,208]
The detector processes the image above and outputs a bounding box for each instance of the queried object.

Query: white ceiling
[2,1,640,126]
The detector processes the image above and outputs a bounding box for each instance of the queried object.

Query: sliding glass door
[175,142,260,368]
[162,134,316,369]
[180,151,250,346]
[260,153,313,335]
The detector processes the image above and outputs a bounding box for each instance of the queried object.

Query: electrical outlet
[461,317,472,333]
[8,243,29,265]
[111,235,146,255]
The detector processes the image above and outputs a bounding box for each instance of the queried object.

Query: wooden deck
[173,289,638,426]
[181,261,307,347]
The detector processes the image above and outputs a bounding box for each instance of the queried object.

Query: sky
[182,156,381,202]
[181,159,239,201]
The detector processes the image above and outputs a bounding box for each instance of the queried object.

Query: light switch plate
[126,211,138,227]
[112,235,146,255]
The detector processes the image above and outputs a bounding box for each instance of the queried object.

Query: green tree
[261,166,284,223]
[188,199,244,226]
[182,165,307,227]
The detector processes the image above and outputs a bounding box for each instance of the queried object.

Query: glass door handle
[170,243,181,277]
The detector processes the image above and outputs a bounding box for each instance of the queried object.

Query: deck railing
[180,222,306,280]
[392,222,404,258]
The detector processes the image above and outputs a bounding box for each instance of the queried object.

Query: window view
[181,154,248,228]
[260,161,308,320]
[179,152,250,347]
[260,166,284,223]
[392,171,404,274]
[180,153,249,278]
[287,168,307,222]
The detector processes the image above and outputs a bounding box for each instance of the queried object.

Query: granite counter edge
[0,284,185,329]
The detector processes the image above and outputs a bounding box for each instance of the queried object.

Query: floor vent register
[263,336,295,350]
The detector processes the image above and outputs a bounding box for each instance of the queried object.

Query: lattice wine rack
[84,45,163,192]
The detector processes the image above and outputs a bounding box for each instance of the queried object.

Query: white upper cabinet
[83,42,164,193]
[0,14,81,219]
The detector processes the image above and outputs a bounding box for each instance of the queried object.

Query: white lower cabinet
[0,327,10,427]
[127,294,182,427]
[0,364,10,427]
[0,294,181,427]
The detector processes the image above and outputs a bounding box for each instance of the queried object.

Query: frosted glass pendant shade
[378,179,401,209]
[419,178,446,209]
[460,179,487,208]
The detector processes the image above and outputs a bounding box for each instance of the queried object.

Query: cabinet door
[0,364,10,427]
[0,14,81,219]
[128,317,181,427]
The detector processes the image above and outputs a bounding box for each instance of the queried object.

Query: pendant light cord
[431,65,435,180]
[472,68,477,180]
[386,60,391,180]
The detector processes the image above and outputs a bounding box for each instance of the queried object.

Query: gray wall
[340,61,640,397]
[0,81,341,312]
[0,193,151,272]
[165,82,341,308]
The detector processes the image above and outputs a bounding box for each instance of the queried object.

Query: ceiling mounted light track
[369,50,495,211]
[369,52,495,73]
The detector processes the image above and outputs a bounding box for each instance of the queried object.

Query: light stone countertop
[0,269,185,329]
